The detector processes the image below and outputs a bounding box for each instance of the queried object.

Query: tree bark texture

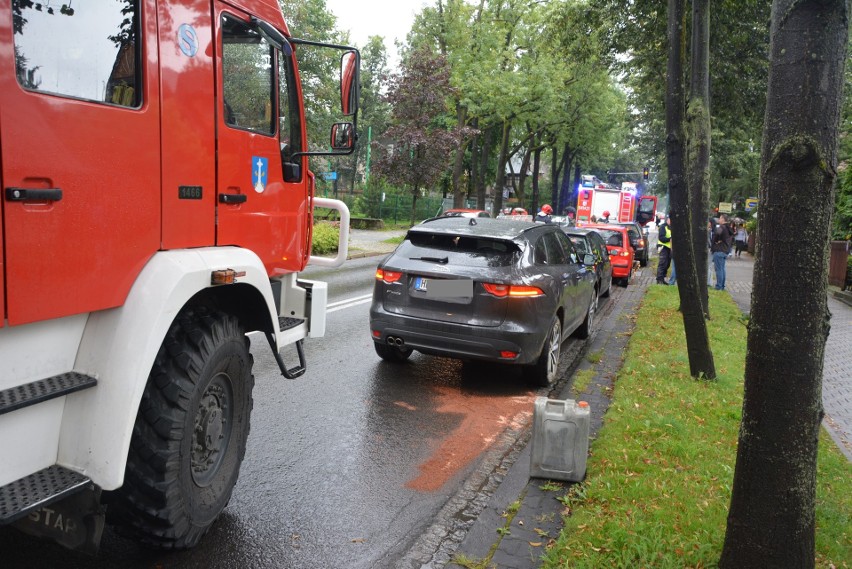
[477,125,492,210]
[451,103,469,208]
[667,0,716,379]
[688,0,711,315]
[531,134,542,213]
[492,120,511,215]
[720,0,849,567]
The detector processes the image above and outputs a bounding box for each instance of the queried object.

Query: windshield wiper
[409,256,449,264]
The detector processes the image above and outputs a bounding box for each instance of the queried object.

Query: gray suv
[369,217,597,386]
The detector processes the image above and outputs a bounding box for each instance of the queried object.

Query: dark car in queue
[614,221,650,267]
[369,217,598,386]
[563,227,613,299]
[588,224,635,287]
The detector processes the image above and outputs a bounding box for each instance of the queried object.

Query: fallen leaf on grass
[529,541,542,547]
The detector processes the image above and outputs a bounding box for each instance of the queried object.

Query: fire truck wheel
[112,306,254,549]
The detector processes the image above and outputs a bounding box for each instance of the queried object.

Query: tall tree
[371,45,465,226]
[355,36,391,185]
[666,0,716,379]
[686,0,711,314]
[595,0,770,206]
[720,0,850,566]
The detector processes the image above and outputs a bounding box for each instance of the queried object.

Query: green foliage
[540,287,851,568]
[833,166,852,241]
[592,0,769,200]
[278,0,346,161]
[310,222,339,255]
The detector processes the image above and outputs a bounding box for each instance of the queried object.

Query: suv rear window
[402,233,520,267]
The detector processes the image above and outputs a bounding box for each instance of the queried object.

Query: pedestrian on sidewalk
[734,223,749,257]
[711,214,734,290]
[656,213,672,284]
[668,259,677,285]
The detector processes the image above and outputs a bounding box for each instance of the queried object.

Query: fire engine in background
[1,0,358,553]
[576,176,657,226]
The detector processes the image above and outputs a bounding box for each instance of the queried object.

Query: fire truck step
[0,465,91,525]
[278,316,305,331]
[0,372,97,417]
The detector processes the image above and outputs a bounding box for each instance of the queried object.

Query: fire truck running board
[0,465,91,525]
[0,372,97,417]
[266,318,307,379]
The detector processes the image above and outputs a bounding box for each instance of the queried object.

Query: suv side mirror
[582,253,596,266]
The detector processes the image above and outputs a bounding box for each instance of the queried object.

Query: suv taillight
[376,269,403,283]
[483,283,544,297]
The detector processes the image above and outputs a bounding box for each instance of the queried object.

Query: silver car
[369,217,597,386]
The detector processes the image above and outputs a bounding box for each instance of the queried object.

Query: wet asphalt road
[0,255,629,569]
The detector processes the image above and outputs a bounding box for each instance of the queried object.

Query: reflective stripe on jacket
[659,225,672,249]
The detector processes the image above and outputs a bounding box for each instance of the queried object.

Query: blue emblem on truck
[252,156,268,193]
[177,24,198,57]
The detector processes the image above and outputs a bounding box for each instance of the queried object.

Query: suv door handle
[5,187,63,202]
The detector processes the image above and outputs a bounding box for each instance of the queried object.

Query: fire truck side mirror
[340,50,360,116]
[330,122,355,151]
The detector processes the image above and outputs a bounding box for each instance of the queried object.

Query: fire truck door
[215,6,309,276]
[158,1,216,249]
[637,195,658,226]
[0,1,160,326]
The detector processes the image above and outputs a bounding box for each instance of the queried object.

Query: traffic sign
[320,172,337,181]
[745,197,758,211]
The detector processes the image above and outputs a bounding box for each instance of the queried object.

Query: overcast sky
[324,0,430,67]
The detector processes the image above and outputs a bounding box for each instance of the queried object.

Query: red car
[587,224,635,286]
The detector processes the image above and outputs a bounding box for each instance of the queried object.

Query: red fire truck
[1,0,358,553]
[576,176,657,226]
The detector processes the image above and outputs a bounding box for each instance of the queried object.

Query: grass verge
[541,285,851,568]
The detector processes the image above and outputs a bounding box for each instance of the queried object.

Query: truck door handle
[219,193,247,204]
[5,187,63,202]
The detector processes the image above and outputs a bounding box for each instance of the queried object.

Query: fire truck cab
[1,0,358,552]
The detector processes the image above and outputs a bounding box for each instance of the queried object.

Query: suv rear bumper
[369,310,545,365]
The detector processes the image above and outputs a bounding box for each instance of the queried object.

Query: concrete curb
[446,276,654,569]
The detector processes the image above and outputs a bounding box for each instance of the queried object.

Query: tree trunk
[666,0,716,379]
[531,136,542,215]
[477,124,492,210]
[720,1,849,567]
[687,0,711,317]
[517,145,532,208]
[558,143,572,206]
[410,185,419,227]
[550,147,560,210]
[451,103,469,208]
[492,120,511,215]
[470,117,480,206]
